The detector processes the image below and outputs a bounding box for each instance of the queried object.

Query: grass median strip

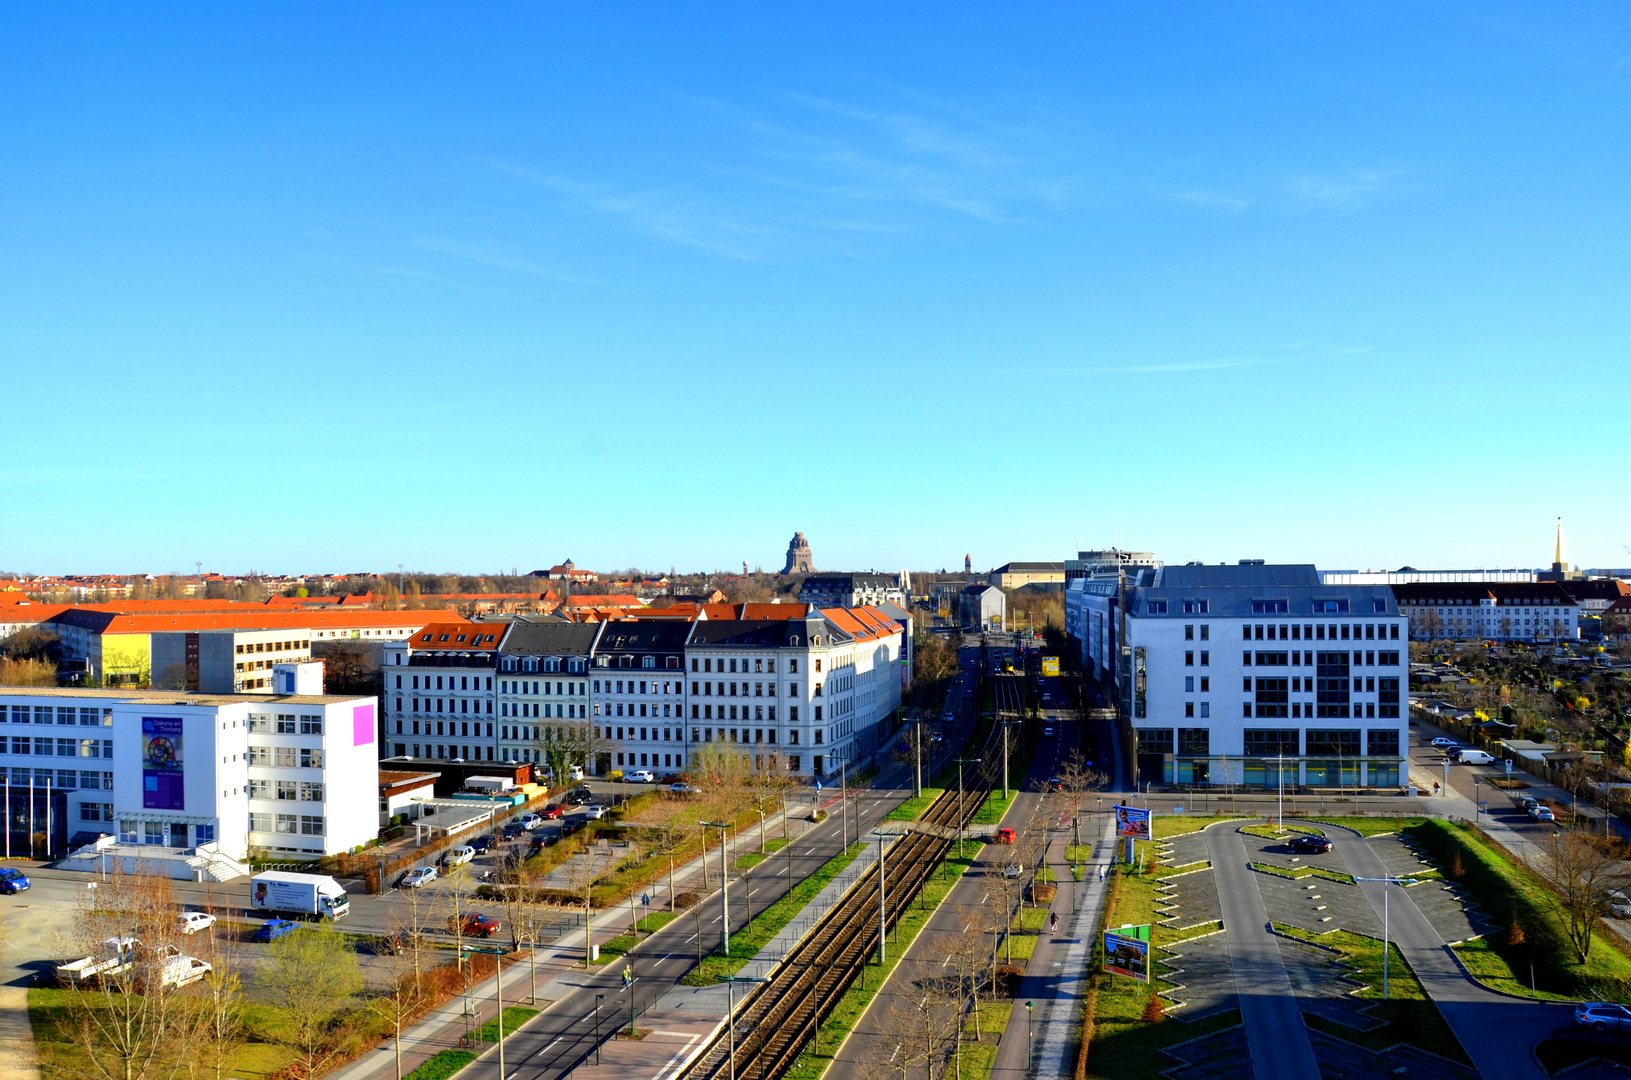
[596,911,679,961]
[681,841,867,986]
[887,788,946,822]
[1248,862,1355,884]
[471,1006,539,1041]
[404,1050,478,1080]
[783,848,980,1080]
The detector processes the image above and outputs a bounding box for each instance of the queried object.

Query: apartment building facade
[380,623,501,763]
[496,620,597,768]
[1393,582,1581,642]
[590,619,691,774]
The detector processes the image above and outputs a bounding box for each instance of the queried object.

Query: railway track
[681,725,1005,1080]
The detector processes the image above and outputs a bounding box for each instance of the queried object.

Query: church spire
[1555,516,1565,570]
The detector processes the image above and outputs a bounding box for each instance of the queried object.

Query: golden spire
[1555,517,1565,569]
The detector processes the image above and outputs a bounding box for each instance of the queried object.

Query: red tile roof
[407,623,503,650]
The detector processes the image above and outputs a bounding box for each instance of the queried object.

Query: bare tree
[870,958,961,1080]
[437,865,483,1014]
[174,926,245,1080]
[945,905,994,1045]
[1536,830,1631,963]
[256,926,364,1078]
[532,719,611,787]
[367,936,429,1080]
[560,842,604,967]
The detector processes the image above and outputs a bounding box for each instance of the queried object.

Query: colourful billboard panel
[141,717,185,810]
[1114,805,1152,840]
[1041,656,1060,677]
[1104,929,1151,981]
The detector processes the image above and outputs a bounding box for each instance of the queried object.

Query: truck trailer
[249,871,350,920]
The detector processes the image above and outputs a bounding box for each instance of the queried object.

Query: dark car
[1046,777,1064,791]
[560,819,582,837]
[502,821,525,838]
[469,835,495,854]
[252,918,299,943]
[1288,835,1333,855]
[0,867,31,894]
[377,929,427,955]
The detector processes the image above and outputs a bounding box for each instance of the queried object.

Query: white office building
[1071,562,1408,790]
[0,684,379,868]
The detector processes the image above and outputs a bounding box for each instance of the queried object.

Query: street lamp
[717,974,771,1080]
[702,821,732,954]
[461,943,509,1077]
[1026,1000,1035,1071]
[594,993,605,1064]
[954,757,978,859]
[1354,875,1409,998]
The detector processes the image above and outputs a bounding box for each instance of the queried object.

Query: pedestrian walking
[1098,864,1106,883]
[1049,911,1058,934]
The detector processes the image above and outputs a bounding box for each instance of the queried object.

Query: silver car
[1577,1003,1631,1031]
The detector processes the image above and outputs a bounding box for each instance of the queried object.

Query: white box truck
[249,871,351,920]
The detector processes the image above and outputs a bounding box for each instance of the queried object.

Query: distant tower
[1539,517,1581,582]
[965,553,973,582]
[743,560,749,576]
[1554,517,1566,572]
[783,532,816,574]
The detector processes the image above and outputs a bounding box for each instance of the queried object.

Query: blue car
[252,918,299,942]
[0,867,29,894]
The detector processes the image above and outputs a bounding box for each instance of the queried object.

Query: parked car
[0,867,31,894]
[400,867,438,889]
[1452,749,1495,766]
[252,918,299,943]
[669,783,701,795]
[520,813,544,830]
[1516,796,1539,812]
[1002,864,1024,878]
[1577,1003,1631,1031]
[540,805,563,820]
[626,770,655,784]
[1529,806,1556,823]
[1042,726,1055,737]
[442,846,476,867]
[995,827,1015,844]
[1430,736,1459,749]
[1608,891,1631,918]
[583,804,607,820]
[560,820,582,837]
[449,913,502,938]
[377,929,427,955]
[1288,835,1333,855]
[567,787,594,805]
[469,835,495,854]
[177,911,217,935]
[502,821,525,838]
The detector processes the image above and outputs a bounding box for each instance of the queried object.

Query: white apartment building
[1071,562,1408,790]
[0,685,377,862]
[683,607,902,779]
[590,619,691,775]
[496,620,597,769]
[1393,583,1581,642]
[381,623,501,763]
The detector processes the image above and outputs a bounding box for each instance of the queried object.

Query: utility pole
[954,757,978,859]
[840,759,848,848]
[717,974,770,1080]
[1355,875,1408,998]
[870,829,904,965]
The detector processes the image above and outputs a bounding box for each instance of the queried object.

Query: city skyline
[2,6,1627,572]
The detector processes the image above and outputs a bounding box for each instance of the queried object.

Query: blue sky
[2,5,1628,577]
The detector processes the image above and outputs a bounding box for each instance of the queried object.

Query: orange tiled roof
[54,609,466,635]
[406,623,503,650]
[563,595,644,609]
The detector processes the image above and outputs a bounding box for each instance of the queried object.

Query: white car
[582,804,607,820]
[1430,736,1458,749]
[519,813,543,831]
[1607,891,1631,918]
[442,846,476,867]
[625,770,655,784]
[177,911,217,935]
[1002,864,1024,879]
[1577,1002,1631,1031]
[1452,749,1496,766]
[400,867,437,888]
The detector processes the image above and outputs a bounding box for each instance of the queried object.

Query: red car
[995,828,1016,844]
[449,913,502,938]
[540,805,563,820]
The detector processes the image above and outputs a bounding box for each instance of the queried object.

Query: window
[300,782,323,801]
[248,746,270,766]
[274,747,297,768]
[301,815,324,836]
[249,812,273,832]
[1182,600,1209,614]
[276,715,297,734]
[1200,651,1209,666]
[1145,600,1168,615]
[1378,651,1399,666]
[1185,651,1194,666]
[1377,677,1401,718]
[1200,677,1209,692]
[1184,676,1194,693]
[1254,652,1289,666]
[1367,729,1400,756]
[1185,625,1194,640]
[1178,728,1209,754]
[1243,729,1298,756]
[1254,678,1289,718]
[1185,702,1194,717]
[1306,729,1361,756]
[1251,599,1289,615]
[1135,728,1174,754]
[1315,651,1351,718]
[276,780,299,800]
[248,778,270,798]
[275,814,299,834]
[1313,599,1351,614]
[300,716,323,734]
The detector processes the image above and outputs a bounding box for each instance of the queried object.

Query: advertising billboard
[141,717,185,810]
[1041,656,1060,677]
[1114,805,1152,840]
[1104,926,1151,981]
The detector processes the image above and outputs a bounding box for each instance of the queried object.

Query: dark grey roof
[688,617,840,647]
[800,573,899,589]
[960,584,1002,597]
[593,619,693,654]
[497,621,600,656]
[1153,564,1321,589]
[995,562,1065,573]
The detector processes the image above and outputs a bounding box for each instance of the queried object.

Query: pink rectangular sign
[353,704,375,747]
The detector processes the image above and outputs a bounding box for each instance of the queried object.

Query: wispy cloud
[1287,168,1406,207]
[413,237,611,286]
[483,87,1075,260]
[1169,189,1250,212]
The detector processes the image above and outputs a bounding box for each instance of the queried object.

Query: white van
[1453,749,1496,766]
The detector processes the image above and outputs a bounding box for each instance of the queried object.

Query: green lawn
[1248,862,1355,884]
[1240,822,1322,839]
[781,847,981,1080]
[1273,924,1470,1064]
[471,1006,539,1041]
[973,789,1016,826]
[1408,820,1631,1001]
[958,1001,1013,1080]
[404,1049,478,1080]
[680,842,867,985]
[1152,814,1249,840]
[1304,815,1429,837]
[595,911,679,961]
[886,787,947,822]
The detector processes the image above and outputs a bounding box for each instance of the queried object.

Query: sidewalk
[990,815,1117,1080]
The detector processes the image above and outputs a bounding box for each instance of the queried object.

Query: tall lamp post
[701,821,732,954]
[870,829,906,965]
[461,943,509,1077]
[1026,1000,1035,1071]
[1354,874,1409,998]
[594,993,605,1065]
[954,757,978,859]
[717,973,771,1080]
